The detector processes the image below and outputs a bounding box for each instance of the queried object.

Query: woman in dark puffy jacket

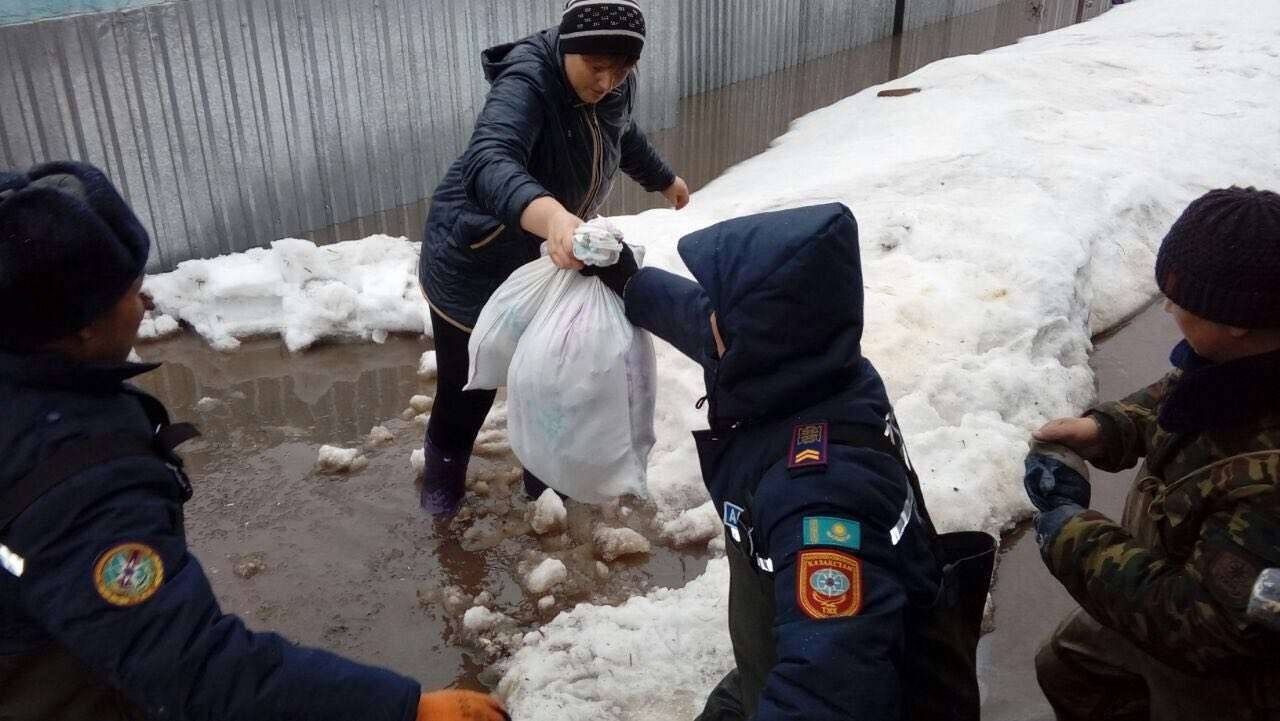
[417,0,687,515]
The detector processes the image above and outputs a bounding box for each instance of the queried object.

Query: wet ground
[130,0,1127,708]
[134,332,711,690]
[979,301,1182,721]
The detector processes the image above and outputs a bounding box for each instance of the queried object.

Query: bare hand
[1033,417,1104,460]
[417,690,510,721]
[662,176,690,210]
[546,210,585,270]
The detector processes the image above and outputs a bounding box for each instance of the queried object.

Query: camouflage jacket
[1044,341,1280,674]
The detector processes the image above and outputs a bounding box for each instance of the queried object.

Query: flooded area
[130,0,1121,706]
[980,301,1182,721]
[134,332,711,689]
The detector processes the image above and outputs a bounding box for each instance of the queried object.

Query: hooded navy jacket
[624,204,942,720]
[0,352,419,721]
[420,27,674,330]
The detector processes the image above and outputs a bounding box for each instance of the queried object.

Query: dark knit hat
[559,0,645,59]
[1156,186,1280,329]
[0,161,151,349]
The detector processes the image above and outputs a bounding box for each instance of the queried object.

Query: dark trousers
[425,309,548,497]
[1036,608,1280,721]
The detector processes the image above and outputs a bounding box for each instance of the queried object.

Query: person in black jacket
[585,203,993,720]
[0,161,507,721]
[417,0,688,515]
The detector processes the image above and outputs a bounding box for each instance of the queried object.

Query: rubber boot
[420,436,469,516]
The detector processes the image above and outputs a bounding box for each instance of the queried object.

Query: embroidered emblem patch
[796,549,863,619]
[788,422,829,470]
[723,502,745,543]
[94,543,164,607]
[803,516,862,551]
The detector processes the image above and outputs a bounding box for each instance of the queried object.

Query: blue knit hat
[0,161,151,349]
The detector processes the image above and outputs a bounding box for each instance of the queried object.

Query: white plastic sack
[465,218,638,392]
[465,258,567,391]
[506,274,656,502]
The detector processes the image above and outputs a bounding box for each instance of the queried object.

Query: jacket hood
[678,203,865,422]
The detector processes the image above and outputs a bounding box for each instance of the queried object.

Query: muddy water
[133,333,711,690]
[133,0,1111,702]
[979,301,1182,721]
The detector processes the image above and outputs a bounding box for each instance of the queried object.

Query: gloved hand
[1023,443,1091,512]
[417,690,510,721]
[1024,442,1092,546]
[580,241,638,298]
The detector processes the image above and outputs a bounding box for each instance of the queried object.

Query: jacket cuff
[502,181,551,230]
[1084,408,1127,472]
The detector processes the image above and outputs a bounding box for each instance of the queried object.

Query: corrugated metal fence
[1,0,1111,271]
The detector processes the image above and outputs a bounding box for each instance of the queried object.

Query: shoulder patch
[94,543,164,607]
[796,549,863,620]
[803,516,862,551]
[788,422,829,471]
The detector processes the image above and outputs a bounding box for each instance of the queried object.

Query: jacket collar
[0,349,159,394]
[1160,340,1280,433]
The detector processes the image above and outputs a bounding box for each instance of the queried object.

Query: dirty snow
[136,311,180,341]
[525,559,569,595]
[144,235,429,351]
[529,490,568,535]
[410,449,426,475]
[592,526,652,562]
[316,445,367,473]
[367,425,395,445]
[409,395,434,414]
[498,558,730,719]
[418,351,438,378]
[463,606,512,634]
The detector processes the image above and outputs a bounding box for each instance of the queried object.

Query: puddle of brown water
[979,301,1182,721]
[134,333,711,690]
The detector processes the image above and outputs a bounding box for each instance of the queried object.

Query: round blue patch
[809,568,851,597]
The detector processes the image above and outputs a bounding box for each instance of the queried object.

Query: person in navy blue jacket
[0,162,507,721]
[417,0,688,515]
[586,203,991,720]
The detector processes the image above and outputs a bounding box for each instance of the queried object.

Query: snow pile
[408,395,434,414]
[593,526,651,562]
[144,235,429,351]
[136,311,180,341]
[498,559,731,719]
[498,2,1280,717]
[529,490,568,535]
[525,559,569,595]
[316,445,368,474]
[410,449,426,475]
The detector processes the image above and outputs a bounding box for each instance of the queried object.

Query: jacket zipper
[576,106,603,217]
[468,223,506,250]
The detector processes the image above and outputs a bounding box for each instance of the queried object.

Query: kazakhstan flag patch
[803,516,862,552]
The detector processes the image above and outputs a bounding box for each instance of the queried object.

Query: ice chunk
[525,558,568,594]
[593,526,651,562]
[463,606,510,633]
[316,445,367,473]
[418,351,438,378]
[529,490,568,536]
[368,425,394,445]
[409,395,433,413]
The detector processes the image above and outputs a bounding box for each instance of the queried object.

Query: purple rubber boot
[420,436,469,516]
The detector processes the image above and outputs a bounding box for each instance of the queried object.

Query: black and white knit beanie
[559,0,645,59]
